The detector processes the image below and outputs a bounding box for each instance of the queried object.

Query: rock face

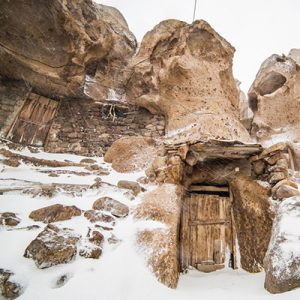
[264,197,300,294]
[84,210,115,225]
[0,269,22,299]
[231,176,273,272]
[117,180,141,196]
[134,184,183,288]
[92,197,129,218]
[0,0,136,99]
[126,20,251,143]
[24,224,80,268]
[79,230,104,259]
[249,52,300,144]
[29,204,81,223]
[104,136,157,172]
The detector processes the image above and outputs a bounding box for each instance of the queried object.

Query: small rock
[252,159,266,175]
[29,204,81,223]
[79,230,103,259]
[259,142,287,159]
[137,176,149,185]
[117,180,141,196]
[271,179,299,195]
[54,273,73,289]
[0,269,22,299]
[92,197,129,218]
[24,224,80,268]
[84,210,115,225]
[275,185,300,200]
[265,151,286,165]
[108,234,121,245]
[268,172,287,184]
[2,158,20,168]
[80,158,97,164]
[0,212,20,226]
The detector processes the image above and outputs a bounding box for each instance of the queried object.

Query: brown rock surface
[0,269,22,299]
[104,136,157,173]
[79,230,104,259]
[126,19,251,143]
[84,210,115,225]
[0,0,136,99]
[92,197,129,218]
[24,224,80,268]
[117,180,141,196]
[249,53,300,143]
[264,197,300,293]
[231,176,273,272]
[275,185,300,200]
[134,184,183,288]
[29,204,81,223]
[0,212,20,226]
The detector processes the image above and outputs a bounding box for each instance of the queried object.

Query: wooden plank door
[7,93,59,146]
[180,192,235,273]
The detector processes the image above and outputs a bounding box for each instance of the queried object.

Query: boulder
[249,53,300,143]
[0,0,136,99]
[104,136,157,173]
[134,184,183,288]
[117,180,141,196]
[126,20,251,143]
[0,269,22,299]
[264,197,300,293]
[0,212,20,226]
[231,176,273,272]
[29,204,81,223]
[24,224,80,268]
[92,197,129,218]
[83,210,115,225]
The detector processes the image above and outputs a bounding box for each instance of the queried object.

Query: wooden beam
[189,185,229,193]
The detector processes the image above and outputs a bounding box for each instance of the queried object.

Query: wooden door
[7,93,59,146]
[180,190,236,273]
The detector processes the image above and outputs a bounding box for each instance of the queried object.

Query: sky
[98,0,300,93]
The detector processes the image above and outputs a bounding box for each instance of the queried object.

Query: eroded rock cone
[249,50,300,144]
[264,197,300,293]
[126,19,251,143]
[29,204,81,223]
[24,224,80,268]
[0,0,136,99]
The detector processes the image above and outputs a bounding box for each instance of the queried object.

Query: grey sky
[98,0,300,92]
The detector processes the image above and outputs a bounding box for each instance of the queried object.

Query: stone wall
[45,99,165,156]
[0,79,29,137]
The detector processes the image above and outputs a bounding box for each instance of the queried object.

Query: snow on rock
[264,196,300,293]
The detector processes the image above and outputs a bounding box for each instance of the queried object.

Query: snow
[1,144,300,299]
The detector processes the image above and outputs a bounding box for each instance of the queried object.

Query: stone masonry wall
[45,99,165,156]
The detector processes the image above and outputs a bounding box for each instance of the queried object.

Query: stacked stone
[45,100,165,156]
[251,142,299,200]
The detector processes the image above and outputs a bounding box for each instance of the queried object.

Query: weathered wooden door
[180,189,236,273]
[7,93,59,146]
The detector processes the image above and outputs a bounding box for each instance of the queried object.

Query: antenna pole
[192,0,198,22]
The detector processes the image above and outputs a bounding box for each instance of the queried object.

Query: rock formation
[264,197,300,293]
[249,50,300,146]
[0,0,137,99]
[230,176,273,272]
[126,19,251,143]
[0,269,22,299]
[92,197,129,218]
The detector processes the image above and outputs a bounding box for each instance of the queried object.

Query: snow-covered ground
[1,144,300,300]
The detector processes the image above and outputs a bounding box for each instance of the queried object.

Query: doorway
[7,93,59,146]
[180,184,237,273]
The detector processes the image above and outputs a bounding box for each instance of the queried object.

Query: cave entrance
[7,93,59,147]
[180,184,237,273]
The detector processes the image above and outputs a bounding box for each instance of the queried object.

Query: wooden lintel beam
[189,185,229,193]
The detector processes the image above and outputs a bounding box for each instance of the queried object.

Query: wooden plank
[189,219,229,226]
[180,195,190,272]
[189,185,229,193]
[229,187,238,270]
